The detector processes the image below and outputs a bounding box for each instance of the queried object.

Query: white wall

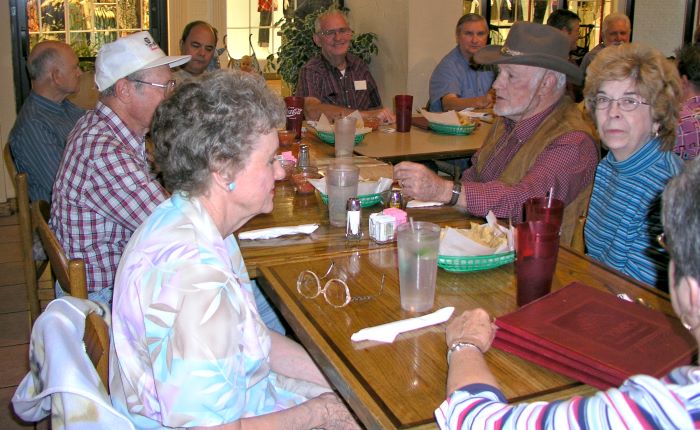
[347,0,462,111]
[1,2,16,202]
[168,0,226,55]
[632,0,686,57]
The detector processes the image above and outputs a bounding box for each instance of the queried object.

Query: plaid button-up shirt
[675,95,700,161]
[461,103,598,221]
[51,102,167,293]
[295,53,382,110]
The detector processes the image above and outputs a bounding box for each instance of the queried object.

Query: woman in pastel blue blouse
[109,70,359,429]
[583,43,683,290]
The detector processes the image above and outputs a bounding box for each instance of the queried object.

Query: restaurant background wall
[347,0,462,113]
[1,2,16,202]
[632,0,687,57]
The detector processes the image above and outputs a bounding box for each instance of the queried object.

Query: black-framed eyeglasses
[591,96,649,112]
[296,261,384,308]
[129,79,176,95]
[317,27,354,38]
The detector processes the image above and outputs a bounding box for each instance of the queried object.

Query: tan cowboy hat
[474,21,583,85]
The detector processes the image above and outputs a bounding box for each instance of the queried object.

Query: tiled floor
[0,213,39,429]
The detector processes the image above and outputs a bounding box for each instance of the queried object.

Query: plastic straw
[547,187,554,208]
[409,217,415,232]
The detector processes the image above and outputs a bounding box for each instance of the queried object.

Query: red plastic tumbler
[394,95,413,133]
[284,96,304,139]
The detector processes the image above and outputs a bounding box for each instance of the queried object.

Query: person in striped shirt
[9,41,84,202]
[583,43,683,291]
[436,156,700,430]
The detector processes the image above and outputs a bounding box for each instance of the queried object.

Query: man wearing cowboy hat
[394,22,598,245]
[50,31,190,304]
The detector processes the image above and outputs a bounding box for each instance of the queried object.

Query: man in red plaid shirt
[50,32,189,304]
[394,23,598,245]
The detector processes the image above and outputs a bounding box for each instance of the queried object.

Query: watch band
[448,181,462,206]
[447,340,482,363]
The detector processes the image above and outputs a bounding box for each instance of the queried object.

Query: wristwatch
[447,340,482,363]
[448,181,462,206]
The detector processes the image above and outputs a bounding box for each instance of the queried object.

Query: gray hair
[99,69,150,98]
[27,42,61,81]
[314,8,347,33]
[151,69,284,196]
[602,12,630,36]
[662,158,700,285]
[456,13,487,33]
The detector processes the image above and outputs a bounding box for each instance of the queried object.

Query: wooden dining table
[256,243,679,430]
[302,120,491,164]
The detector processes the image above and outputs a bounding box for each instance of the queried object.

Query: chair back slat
[15,173,41,324]
[32,200,88,299]
[84,312,110,391]
[3,143,18,184]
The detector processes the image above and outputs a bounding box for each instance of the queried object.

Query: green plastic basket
[315,130,366,146]
[438,251,515,272]
[320,192,382,208]
[428,121,477,136]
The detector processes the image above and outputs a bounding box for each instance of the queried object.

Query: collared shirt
[294,53,382,110]
[435,367,700,429]
[50,102,167,294]
[461,104,598,221]
[580,42,606,76]
[585,139,682,289]
[675,95,700,160]
[428,46,495,112]
[110,193,305,428]
[8,91,85,202]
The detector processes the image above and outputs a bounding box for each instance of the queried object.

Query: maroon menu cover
[494,282,696,388]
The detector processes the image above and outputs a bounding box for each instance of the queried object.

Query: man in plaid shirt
[294,9,394,123]
[50,32,189,304]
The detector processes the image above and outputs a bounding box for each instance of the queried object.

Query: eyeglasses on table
[296,261,384,308]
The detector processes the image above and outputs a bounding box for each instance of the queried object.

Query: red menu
[493,282,696,389]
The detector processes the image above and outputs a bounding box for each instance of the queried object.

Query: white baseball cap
[95,31,191,91]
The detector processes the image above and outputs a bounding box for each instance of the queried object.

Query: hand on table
[446,309,497,353]
[317,392,362,429]
[362,107,395,124]
[393,161,451,202]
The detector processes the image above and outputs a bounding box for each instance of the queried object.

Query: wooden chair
[571,215,587,254]
[84,309,110,391]
[4,143,18,181]
[32,200,88,299]
[7,173,45,325]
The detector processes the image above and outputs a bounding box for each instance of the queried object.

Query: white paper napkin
[351,307,455,343]
[238,224,319,240]
[438,211,514,256]
[421,110,461,126]
[314,113,372,135]
[459,107,492,120]
[406,200,444,208]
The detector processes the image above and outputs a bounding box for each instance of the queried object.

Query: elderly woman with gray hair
[109,70,359,429]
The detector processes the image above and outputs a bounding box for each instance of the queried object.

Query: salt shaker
[346,197,362,240]
[297,144,310,169]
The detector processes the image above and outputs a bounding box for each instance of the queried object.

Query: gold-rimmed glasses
[317,27,354,38]
[296,262,384,308]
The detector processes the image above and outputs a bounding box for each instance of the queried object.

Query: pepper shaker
[297,144,310,169]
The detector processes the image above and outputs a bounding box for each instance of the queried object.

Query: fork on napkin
[238,224,319,240]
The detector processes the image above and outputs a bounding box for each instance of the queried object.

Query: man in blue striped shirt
[9,41,84,202]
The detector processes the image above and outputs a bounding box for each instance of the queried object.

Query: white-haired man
[580,12,631,76]
[394,22,599,245]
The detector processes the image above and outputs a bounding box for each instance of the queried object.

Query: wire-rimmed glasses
[128,78,176,96]
[317,27,354,38]
[296,261,384,308]
[591,96,649,112]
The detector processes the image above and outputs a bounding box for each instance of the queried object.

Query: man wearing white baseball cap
[49,31,189,304]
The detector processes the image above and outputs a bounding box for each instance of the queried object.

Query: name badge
[354,80,367,91]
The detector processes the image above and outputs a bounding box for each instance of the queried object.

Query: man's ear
[312,33,321,48]
[179,39,185,54]
[114,78,132,102]
[677,276,700,315]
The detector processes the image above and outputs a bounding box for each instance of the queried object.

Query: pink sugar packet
[382,208,407,226]
[281,151,297,162]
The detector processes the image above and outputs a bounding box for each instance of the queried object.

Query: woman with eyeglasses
[109,70,359,429]
[582,42,683,291]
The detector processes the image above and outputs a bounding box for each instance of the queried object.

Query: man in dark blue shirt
[9,41,84,202]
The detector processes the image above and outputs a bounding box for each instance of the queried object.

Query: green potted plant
[266,7,378,92]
